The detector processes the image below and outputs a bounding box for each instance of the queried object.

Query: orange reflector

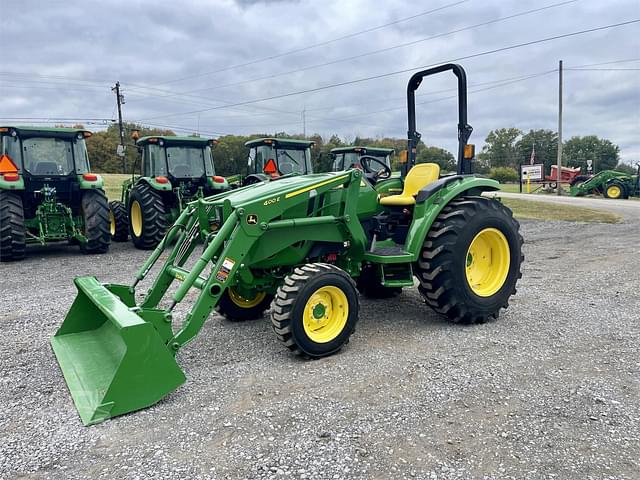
[83,131,92,138]
[263,159,278,175]
[398,150,408,164]
[155,176,169,184]
[464,144,475,160]
[3,173,20,182]
[148,138,158,143]
[0,127,9,132]
[0,153,18,174]
[83,173,98,181]
[212,176,225,183]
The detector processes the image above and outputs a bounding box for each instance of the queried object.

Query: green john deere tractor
[51,63,524,425]
[108,135,229,249]
[0,126,109,261]
[570,165,640,199]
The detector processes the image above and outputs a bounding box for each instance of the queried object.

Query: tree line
[79,123,631,178]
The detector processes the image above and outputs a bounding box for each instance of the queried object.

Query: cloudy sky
[2,0,639,162]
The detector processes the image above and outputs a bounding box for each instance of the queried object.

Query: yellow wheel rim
[607,185,621,198]
[303,286,348,343]
[130,200,143,237]
[109,210,116,236]
[228,288,266,308]
[465,228,510,297]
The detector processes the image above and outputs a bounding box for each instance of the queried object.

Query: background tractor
[570,165,640,199]
[51,63,524,425]
[234,137,315,186]
[109,135,229,249]
[330,146,395,174]
[0,126,109,261]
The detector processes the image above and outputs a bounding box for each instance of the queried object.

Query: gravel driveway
[1,212,638,479]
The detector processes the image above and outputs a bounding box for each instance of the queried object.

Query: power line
[139,19,639,122]
[565,68,640,71]
[142,0,578,101]
[154,0,470,86]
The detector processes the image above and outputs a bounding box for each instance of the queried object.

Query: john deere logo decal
[246,214,258,225]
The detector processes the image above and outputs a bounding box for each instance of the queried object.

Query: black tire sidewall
[289,271,359,357]
[448,208,521,314]
[217,289,274,321]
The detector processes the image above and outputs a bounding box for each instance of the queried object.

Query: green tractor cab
[108,135,229,249]
[237,137,315,186]
[52,63,524,425]
[0,126,110,261]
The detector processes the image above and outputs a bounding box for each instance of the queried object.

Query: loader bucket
[50,276,186,425]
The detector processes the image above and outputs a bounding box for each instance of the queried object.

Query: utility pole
[302,107,306,138]
[556,60,563,195]
[112,81,126,173]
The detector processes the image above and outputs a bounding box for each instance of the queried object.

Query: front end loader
[0,126,110,261]
[51,64,524,425]
[570,165,640,199]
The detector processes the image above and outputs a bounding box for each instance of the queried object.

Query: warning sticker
[215,257,236,283]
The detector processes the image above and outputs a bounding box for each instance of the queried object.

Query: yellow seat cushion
[379,163,440,206]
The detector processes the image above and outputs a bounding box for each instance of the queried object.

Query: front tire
[80,189,110,254]
[109,200,129,242]
[129,183,167,250]
[217,288,274,321]
[416,196,523,324]
[271,263,359,358]
[604,182,626,199]
[0,191,26,261]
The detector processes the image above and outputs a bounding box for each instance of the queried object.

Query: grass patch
[501,198,621,223]
[102,173,130,201]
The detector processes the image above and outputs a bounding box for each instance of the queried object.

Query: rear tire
[129,183,167,250]
[356,264,402,298]
[109,200,129,242]
[80,189,110,254]
[217,288,274,321]
[271,263,359,358]
[416,196,523,324]
[0,191,26,261]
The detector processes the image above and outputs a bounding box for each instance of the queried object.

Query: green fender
[405,177,500,261]
[0,175,25,191]
[77,174,104,189]
[136,176,173,192]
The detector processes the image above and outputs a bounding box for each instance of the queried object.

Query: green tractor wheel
[604,182,627,199]
[0,191,26,262]
[216,287,274,321]
[416,196,523,324]
[129,183,167,250]
[271,263,359,358]
[79,189,110,254]
[356,264,402,298]
[108,200,129,242]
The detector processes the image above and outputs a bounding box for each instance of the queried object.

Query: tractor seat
[33,161,59,175]
[379,163,440,206]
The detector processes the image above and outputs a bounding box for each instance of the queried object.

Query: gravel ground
[1,213,639,479]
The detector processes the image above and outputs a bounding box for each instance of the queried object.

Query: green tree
[515,129,558,173]
[614,162,638,175]
[86,123,174,173]
[563,135,620,173]
[477,128,522,169]
[489,166,519,183]
[416,146,456,172]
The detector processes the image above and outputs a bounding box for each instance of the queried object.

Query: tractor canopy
[245,138,315,177]
[330,146,394,171]
[136,135,218,180]
[1,126,93,178]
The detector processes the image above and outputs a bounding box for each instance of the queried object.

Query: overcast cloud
[2,0,639,162]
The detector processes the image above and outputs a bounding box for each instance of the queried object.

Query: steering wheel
[359,155,392,182]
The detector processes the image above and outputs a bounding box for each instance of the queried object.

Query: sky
[1,0,639,163]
